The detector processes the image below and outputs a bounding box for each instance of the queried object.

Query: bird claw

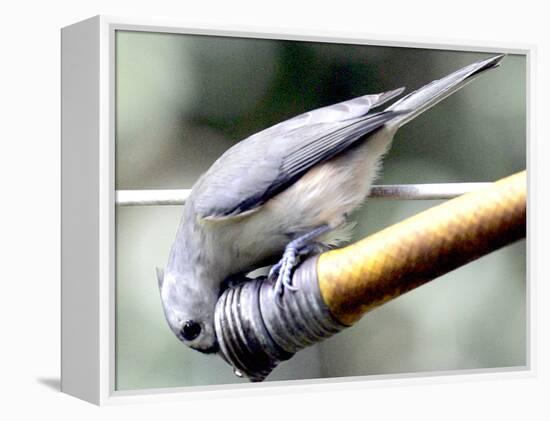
[268,261,282,280]
[269,224,333,298]
[270,246,300,298]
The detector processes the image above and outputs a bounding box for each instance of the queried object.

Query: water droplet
[233,368,243,377]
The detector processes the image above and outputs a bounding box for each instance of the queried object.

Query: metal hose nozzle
[214,257,345,381]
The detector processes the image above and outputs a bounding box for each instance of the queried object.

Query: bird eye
[181,320,201,341]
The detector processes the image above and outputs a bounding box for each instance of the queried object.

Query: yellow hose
[317,171,526,326]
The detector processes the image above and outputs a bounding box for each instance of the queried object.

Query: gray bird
[157,54,504,354]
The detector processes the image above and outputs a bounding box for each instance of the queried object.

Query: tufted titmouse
[157,54,504,354]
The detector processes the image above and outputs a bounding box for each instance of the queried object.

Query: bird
[157,54,504,354]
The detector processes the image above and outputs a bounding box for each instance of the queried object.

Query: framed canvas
[61,15,530,405]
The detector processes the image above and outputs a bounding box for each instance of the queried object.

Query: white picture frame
[61,15,532,405]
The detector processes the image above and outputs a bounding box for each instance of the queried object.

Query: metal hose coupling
[214,257,345,382]
[214,171,527,382]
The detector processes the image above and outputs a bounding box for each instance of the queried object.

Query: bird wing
[192,89,405,220]
[262,88,404,135]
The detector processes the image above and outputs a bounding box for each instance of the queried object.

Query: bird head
[156,267,219,354]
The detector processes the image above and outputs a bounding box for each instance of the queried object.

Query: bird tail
[385,54,504,128]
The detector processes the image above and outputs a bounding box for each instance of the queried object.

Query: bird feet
[269,225,332,297]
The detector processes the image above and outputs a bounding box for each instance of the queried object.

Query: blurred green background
[115,30,526,391]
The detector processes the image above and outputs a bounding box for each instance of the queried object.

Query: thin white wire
[115,183,491,206]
